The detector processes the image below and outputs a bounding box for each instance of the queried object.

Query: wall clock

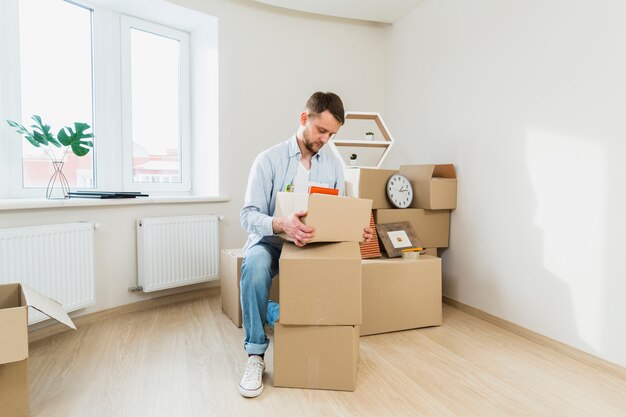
[386,173,413,208]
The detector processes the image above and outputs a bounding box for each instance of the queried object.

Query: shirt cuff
[263,216,275,237]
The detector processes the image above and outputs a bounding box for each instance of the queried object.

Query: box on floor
[399,164,457,210]
[374,208,450,248]
[220,248,279,328]
[274,192,372,243]
[343,168,398,209]
[274,322,359,391]
[361,256,442,336]
[0,284,76,417]
[279,241,361,325]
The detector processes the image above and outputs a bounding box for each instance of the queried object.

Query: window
[1,0,218,198]
[18,0,94,189]
[121,16,191,191]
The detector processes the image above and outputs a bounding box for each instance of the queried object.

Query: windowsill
[0,195,230,211]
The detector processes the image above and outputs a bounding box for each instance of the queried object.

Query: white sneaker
[239,355,265,398]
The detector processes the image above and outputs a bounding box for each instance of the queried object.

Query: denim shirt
[240,134,345,253]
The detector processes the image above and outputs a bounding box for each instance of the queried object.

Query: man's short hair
[306,92,345,125]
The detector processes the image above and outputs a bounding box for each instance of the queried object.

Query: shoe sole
[239,383,264,398]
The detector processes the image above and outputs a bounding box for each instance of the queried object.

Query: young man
[238,92,372,397]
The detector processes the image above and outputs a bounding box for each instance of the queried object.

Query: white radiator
[137,215,220,292]
[0,222,96,324]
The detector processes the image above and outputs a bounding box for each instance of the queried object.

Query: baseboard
[443,296,626,382]
[29,287,220,343]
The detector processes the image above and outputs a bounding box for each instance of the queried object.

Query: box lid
[432,164,456,179]
[400,164,457,181]
[0,284,77,364]
[21,284,77,331]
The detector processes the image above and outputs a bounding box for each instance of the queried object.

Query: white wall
[385,0,626,367]
[169,0,387,201]
[1,0,387,323]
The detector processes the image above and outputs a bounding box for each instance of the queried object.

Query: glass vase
[46,161,70,199]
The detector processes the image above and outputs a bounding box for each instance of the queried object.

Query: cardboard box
[220,249,279,328]
[374,208,450,248]
[0,284,76,417]
[279,242,361,325]
[424,247,438,257]
[399,164,457,209]
[274,323,359,391]
[361,256,442,336]
[275,192,372,243]
[343,168,398,209]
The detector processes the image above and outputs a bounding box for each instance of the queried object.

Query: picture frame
[375,221,422,258]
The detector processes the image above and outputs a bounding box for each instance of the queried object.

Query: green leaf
[58,122,94,157]
[30,115,61,147]
[6,119,41,147]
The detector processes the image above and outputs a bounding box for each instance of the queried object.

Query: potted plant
[349,153,358,166]
[6,115,94,199]
[364,131,375,141]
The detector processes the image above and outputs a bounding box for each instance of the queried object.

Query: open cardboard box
[0,283,76,417]
[374,208,450,248]
[400,164,457,210]
[274,192,372,243]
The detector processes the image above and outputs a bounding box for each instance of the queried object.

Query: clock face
[386,174,413,208]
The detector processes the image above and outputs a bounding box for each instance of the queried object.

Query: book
[68,191,149,199]
[308,186,339,196]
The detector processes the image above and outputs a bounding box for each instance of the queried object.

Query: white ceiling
[249,0,426,24]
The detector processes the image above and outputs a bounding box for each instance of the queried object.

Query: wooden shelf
[333,140,391,148]
[330,112,395,168]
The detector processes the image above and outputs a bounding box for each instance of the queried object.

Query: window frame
[120,15,191,193]
[1,0,211,199]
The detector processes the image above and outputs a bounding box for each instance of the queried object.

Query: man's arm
[240,153,314,247]
[240,153,275,237]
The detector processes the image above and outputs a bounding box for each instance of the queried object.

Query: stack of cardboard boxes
[220,164,457,390]
[346,165,456,336]
[273,193,372,391]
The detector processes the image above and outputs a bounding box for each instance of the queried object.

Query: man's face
[302,110,341,153]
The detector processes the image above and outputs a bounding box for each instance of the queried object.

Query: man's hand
[363,227,373,243]
[273,210,315,247]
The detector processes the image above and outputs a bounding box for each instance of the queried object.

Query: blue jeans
[240,242,281,355]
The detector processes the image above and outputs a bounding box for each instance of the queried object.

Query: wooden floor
[29,293,626,417]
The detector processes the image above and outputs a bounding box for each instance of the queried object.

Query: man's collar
[289,134,321,159]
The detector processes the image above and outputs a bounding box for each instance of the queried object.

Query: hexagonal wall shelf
[330,111,394,169]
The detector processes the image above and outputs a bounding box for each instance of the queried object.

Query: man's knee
[241,252,274,291]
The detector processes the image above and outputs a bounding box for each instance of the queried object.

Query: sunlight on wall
[526,129,607,351]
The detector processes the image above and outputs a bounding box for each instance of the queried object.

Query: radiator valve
[128,285,144,292]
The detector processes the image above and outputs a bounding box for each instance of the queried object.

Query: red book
[308,186,339,196]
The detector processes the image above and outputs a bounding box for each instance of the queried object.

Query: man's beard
[303,128,321,153]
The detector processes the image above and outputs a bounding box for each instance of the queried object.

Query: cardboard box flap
[400,164,457,180]
[432,164,456,179]
[399,165,436,182]
[21,285,77,330]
